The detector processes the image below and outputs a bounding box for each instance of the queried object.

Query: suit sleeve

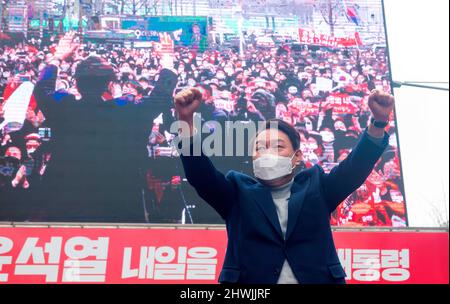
[179,138,238,220]
[320,129,390,213]
[33,65,59,121]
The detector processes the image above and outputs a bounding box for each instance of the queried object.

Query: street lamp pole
[237,0,245,57]
[0,0,4,31]
[39,2,44,39]
[78,0,83,35]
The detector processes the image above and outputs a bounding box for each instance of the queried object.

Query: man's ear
[293,149,303,167]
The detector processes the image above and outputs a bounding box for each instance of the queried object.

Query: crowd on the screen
[0,34,406,226]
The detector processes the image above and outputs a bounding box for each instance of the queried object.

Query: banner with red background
[299,29,362,48]
[0,228,447,284]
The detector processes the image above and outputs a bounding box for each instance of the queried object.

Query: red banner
[0,228,447,284]
[288,98,321,116]
[299,29,362,48]
[324,93,359,115]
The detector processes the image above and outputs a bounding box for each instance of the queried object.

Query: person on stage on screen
[31,32,179,222]
[174,87,395,284]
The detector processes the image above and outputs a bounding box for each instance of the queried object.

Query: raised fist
[368,89,395,122]
[174,88,203,123]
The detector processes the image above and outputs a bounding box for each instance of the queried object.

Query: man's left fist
[368,89,395,122]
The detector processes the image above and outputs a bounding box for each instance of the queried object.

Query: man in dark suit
[174,87,395,284]
[30,33,179,222]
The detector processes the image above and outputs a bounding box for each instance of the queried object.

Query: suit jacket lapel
[285,177,311,241]
[249,184,283,239]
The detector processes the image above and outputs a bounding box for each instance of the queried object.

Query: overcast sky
[384,0,449,227]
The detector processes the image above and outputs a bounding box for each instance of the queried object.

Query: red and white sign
[299,29,362,48]
[324,93,359,115]
[288,98,321,116]
[214,99,235,113]
[0,228,447,284]
[256,36,276,48]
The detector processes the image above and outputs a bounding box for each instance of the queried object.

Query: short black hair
[138,77,149,83]
[261,119,301,151]
[75,56,115,98]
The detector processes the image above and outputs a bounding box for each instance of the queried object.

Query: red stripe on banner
[0,228,448,284]
[298,28,362,48]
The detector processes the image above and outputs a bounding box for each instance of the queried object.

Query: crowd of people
[0,31,407,226]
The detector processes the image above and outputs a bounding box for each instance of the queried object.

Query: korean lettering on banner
[299,29,338,48]
[298,29,360,48]
[299,29,312,45]
[122,246,218,281]
[288,98,320,117]
[338,248,410,282]
[0,236,13,282]
[214,99,235,113]
[324,94,358,115]
[0,236,109,283]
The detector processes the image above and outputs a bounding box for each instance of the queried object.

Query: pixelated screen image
[0,0,407,226]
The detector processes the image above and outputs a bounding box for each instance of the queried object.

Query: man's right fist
[174,88,203,122]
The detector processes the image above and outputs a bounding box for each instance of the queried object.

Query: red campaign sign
[214,99,235,112]
[288,98,321,116]
[299,29,362,48]
[0,228,448,284]
[324,93,359,115]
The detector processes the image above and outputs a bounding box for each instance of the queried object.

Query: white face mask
[320,131,335,143]
[334,121,347,131]
[305,120,313,132]
[187,79,197,87]
[307,143,318,151]
[224,68,234,76]
[120,67,132,74]
[288,86,298,95]
[27,148,36,156]
[253,153,297,181]
[217,73,226,80]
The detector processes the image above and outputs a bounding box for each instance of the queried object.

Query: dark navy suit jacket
[31,66,178,222]
[180,130,389,284]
